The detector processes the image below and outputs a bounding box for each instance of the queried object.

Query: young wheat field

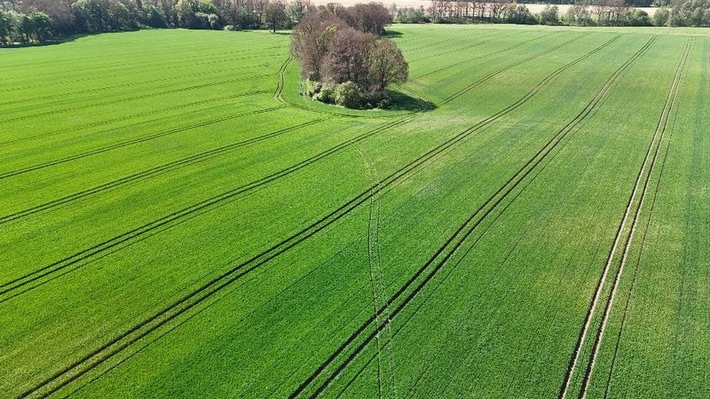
[1,25,708,398]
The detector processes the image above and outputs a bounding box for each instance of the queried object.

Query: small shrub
[333,81,366,109]
[314,85,335,103]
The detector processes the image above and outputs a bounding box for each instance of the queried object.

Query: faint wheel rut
[357,147,398,399]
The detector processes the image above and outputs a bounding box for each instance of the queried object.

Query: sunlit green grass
[0,25,707,398]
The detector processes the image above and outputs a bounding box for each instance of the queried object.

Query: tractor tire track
[358,146,397,399]
[1,28,564,294]
[0,119,325,225]
[602,122,673,399]
[0,73,273,125]
[415,30,558,79]
[0,117,411,304]
[0,90,269,146]
[407,30,529,64]
[438,32,594,107]
[287,35,654,399]
[1,65,268,108]
[274,57,291,104]
[0,106,282,180]
[403,29,502,54]
[15,35,620,397]
[0,47,284,94]
[557,37,690,399]
[574,38,692,399]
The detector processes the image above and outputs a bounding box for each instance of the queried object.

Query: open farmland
[1,25,708,398]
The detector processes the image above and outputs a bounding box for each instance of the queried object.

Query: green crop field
[1,25,708,398]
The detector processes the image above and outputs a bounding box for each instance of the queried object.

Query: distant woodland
[1,0,709,45]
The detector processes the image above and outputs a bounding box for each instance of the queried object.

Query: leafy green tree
[286,0,308,25]
[505,4,536,24]
[30,11,53,42]
[292,9,407,108]
[653,6,670,25]
[175,0,199,27]
[0,10,13,45]
[144,3,168,27]
[539,5,560,25]
[263,0,286,32]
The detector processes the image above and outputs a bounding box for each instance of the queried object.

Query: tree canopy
[290,4,408,109]
[0,0,304,45]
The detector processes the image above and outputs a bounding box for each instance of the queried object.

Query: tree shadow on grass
[383,89,436,112]
[0,33,94,48]
[384,30,404,38]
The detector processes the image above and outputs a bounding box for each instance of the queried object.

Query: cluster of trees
[0,8,52,44]
[659,0,710,26]
[291,4,408,109]
[427,0,556,24]
[392,6,429,23]
[426,0,657,26]
[562,1,653,26]
[0,0,308,44]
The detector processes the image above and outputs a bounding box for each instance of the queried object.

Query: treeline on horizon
[423,0,710,27]
[1,0,710,46]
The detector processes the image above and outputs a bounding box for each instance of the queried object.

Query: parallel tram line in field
[557,37,692,399]
[1,33,599,295]
[0,44,285,90]
[602,106,675,399]
[359,145,397,399]
[0,90,271,147]
[0,116,411,304]
[0,119,326,225]
[1,63,270,108]
[438,32,594,107]
[0,73,275,125]
[15,35,619,396]
[414,30,560,79]
[407,29,528,64]
[288,35,657,399]
[402,29,502,54]
[576,38,693,399]
[14,116,428,399]
[0,106,283,180]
